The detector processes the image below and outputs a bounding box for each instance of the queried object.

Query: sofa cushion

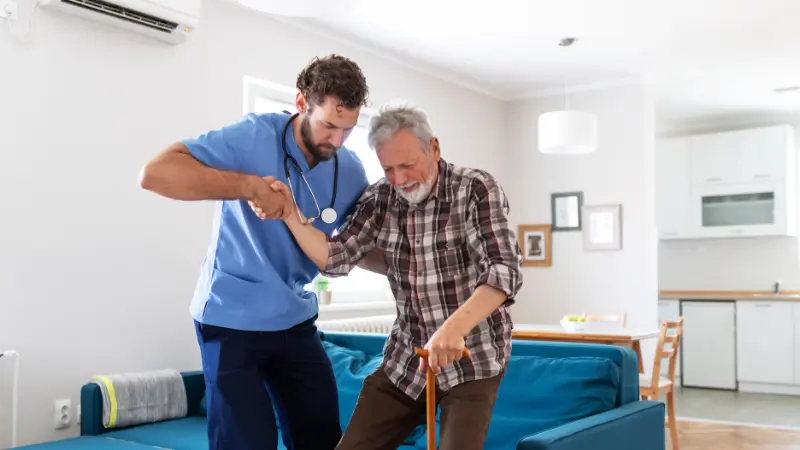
[322,341,425,445]
[409,354,621,448]
[482,355,621,449]
[102,416,208,450]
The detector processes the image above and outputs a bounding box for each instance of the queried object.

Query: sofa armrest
[517,401,665,450]
[80,370,206,436]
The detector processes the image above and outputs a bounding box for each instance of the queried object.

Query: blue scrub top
[181,112,370,331]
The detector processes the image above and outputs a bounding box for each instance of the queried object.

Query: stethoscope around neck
[281,112,339,225]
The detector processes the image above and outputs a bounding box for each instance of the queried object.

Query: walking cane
[414,347,471,450]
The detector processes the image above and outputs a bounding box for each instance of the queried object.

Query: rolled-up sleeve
[466,176,523,303]
[323,187,383,277]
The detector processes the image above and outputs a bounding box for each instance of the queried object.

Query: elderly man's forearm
[440,285,508,337]
[284,218,330,270]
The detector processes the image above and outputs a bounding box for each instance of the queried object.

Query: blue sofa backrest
[318,331,640,407]
[319,331,641,449]
[79,330,640,449]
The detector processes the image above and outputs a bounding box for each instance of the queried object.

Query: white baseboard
[738,382,800,396]
[676,416,800,432]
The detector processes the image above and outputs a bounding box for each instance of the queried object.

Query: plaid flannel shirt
[323,158,523,399]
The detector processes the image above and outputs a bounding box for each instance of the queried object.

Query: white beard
[396,178,434,205]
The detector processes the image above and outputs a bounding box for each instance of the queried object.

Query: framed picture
[551,191,583,231]
[582,204,622,251]
[517,224,552,267]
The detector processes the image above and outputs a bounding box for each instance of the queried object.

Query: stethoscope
[281,112,339,225]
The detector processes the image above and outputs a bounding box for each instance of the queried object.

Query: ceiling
[238,0,800,124]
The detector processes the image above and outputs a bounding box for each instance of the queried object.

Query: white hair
[367,102,434,153]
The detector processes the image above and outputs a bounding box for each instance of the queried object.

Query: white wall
[504,84,659,359]
[0,0,506,446]
[657,114,800,291]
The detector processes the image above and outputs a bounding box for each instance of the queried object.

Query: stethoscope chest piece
[321,207,337,225]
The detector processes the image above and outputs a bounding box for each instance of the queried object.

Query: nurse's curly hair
[296,54,370,110]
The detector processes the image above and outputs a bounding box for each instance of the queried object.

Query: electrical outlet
[0,1,18,21]
[54,399,71,429]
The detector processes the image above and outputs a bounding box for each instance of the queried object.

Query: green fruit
[564,315,585,322]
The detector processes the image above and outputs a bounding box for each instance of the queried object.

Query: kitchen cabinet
[738,126,794,182]
[689,132,741,186]
[691,181,791,238]
[680,301,737,389]
[690,125,793,186]
[655,124,797,240]
[736,301,795,385]
[655,138,692,240]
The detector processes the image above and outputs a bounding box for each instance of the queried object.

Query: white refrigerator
[680,301,737,390]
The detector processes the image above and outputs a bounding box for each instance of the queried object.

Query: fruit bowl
[560,315,587,332]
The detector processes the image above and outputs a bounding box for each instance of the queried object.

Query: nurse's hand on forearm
[248,178,294,221]
[266,180,330,269]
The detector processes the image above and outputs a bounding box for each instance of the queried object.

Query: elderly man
[254,104,522,450]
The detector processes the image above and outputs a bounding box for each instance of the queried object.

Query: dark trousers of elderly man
[252,103,523,450]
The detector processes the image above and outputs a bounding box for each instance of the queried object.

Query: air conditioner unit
[40,0,202,44]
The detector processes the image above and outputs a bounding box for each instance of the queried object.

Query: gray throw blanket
[90,368,187,429]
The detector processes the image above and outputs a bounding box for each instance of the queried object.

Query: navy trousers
[194,317,342,450]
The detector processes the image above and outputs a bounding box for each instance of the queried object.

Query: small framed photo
[551,191,583,231]
[517,224,552,267]
[582,204,622,251]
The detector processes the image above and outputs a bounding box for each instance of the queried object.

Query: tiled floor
[674,386,800,428]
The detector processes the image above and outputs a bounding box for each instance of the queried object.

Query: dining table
[511,323,661,373]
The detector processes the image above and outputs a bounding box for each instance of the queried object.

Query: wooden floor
[676,420,800,449]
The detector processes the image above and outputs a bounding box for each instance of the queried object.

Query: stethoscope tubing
[280,112,339,224]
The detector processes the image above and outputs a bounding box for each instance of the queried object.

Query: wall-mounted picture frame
[582,204,622,251]
[551,191,583,231]
[517,224,552,267]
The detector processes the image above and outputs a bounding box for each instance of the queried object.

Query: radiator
[316,315,396,333]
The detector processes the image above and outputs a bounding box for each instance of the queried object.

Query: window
[245,77,391,305]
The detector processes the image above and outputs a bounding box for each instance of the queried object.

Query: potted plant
[315,276,332,305]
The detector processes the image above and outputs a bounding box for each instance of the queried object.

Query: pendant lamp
[538,110,598,155]
[537,37,598,155]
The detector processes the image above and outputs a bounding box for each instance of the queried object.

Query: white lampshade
[538,110,598,155]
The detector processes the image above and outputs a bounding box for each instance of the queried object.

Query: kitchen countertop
[659,290,800,301]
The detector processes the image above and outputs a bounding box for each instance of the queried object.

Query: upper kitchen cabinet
[690,125,795,186]
[739,126,795,182]
[656,125,798,239]
[655,137,692,239]
[689,132,742,185]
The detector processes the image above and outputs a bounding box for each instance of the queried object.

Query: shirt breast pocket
[432,219,469,278]
[376,215,404,275]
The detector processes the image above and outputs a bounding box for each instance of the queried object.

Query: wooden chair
[581,312,627,327]
[640,317,684,450]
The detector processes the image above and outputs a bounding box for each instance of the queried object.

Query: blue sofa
[17,332,665,449]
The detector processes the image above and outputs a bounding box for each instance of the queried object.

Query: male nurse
[139,54,382,450]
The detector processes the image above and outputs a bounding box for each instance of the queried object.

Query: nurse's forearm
[140,143,259,201]
[284,216,330,270]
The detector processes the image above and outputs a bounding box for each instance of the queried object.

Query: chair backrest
[647,317,684,388]
[582,312,627,328]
